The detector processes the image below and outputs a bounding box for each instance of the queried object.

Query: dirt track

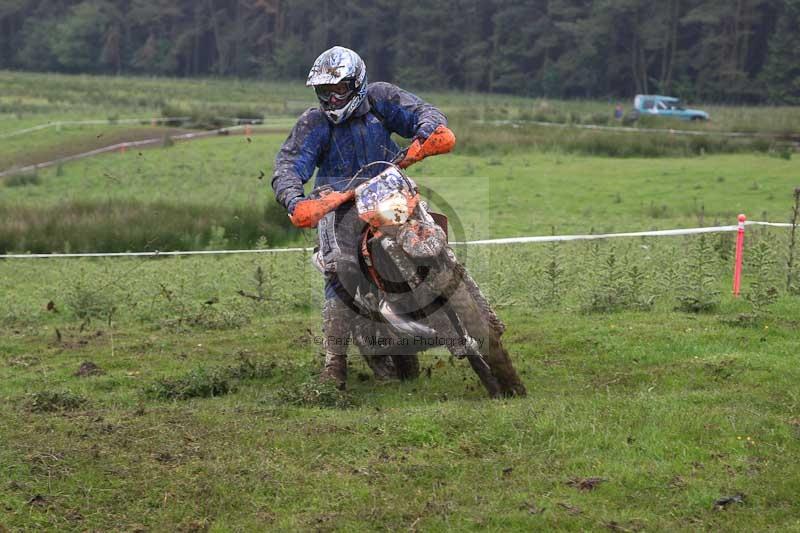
[0,127,191,171]
[0,126,290,177]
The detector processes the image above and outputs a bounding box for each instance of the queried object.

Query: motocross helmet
[307,46,367,125]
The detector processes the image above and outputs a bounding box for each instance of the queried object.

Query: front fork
[375,235,484,362]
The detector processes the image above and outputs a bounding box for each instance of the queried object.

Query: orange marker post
[733,214,746,296]
[245,124,252,136]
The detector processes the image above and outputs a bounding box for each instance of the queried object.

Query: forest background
[1,0,799,104]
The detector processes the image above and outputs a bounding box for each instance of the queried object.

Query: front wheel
[437,252,527,397]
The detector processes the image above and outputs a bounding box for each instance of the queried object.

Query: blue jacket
[271,82,447,211]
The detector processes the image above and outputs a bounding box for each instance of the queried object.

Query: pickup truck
[633,95,710,121]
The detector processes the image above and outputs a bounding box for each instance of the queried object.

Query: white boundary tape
[477,119,798,140]
[0,124,268,178]
[1,221,793,259]
[0,117,192,140]
[1,116,274,141]
[453,221,793,245]
[1,248,313,259]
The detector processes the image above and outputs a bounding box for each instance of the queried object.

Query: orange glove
[288,189,355,229]
[398,125,456,169]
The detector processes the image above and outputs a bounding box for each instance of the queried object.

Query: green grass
[452,119,794,158]
[2,132,795,251]
[0,199,299,254]
[2,69,799,136]
[0,124,185,170]
[1,70,799,531]
[0,70,314,127]
[2,285,799,529]
[0,70,795,254]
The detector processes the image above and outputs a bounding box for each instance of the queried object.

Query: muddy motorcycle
[295,161,526,398]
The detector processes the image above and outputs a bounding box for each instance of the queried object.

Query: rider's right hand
[287,196,302,215]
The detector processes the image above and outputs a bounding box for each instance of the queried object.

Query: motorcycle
[289,128,526,398]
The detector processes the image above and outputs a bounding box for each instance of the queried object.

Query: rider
[271,46,455,389]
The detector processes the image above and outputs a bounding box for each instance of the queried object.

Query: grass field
[2,131,797,253]
[3,70,800,133]
[1,71,799,531]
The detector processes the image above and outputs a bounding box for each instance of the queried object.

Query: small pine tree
[745,240,779,316]
[583,245,625,313]
[542,240,565,308]
[676,235,720,313]
[253,265,267,302]
[787,188,800,294]
[624,263,654,311]
[713,230,734,261]
[658,261,681,300]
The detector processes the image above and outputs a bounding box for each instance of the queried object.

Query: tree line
[1,0,798,104]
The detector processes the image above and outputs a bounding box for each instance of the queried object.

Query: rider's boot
[321,298,351,389]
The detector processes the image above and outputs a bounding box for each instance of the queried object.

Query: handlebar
[288,125,456,229]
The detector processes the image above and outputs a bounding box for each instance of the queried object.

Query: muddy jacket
[271,82,447,211]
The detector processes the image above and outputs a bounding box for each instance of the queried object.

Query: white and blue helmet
[307,46,368,125]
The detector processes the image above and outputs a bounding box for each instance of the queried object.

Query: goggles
[314,80,355,109]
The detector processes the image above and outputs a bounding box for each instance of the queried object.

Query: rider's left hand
[397,125,456,169]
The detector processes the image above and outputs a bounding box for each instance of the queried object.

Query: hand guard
[288,188,355,229]
[397,125,456,169]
